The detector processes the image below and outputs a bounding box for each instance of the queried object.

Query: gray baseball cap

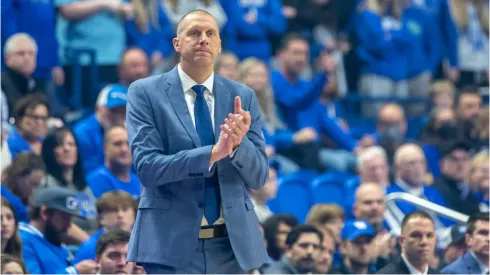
[32,187,84,218]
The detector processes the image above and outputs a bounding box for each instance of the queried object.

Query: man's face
[457,94,482,122]
[341,235,374,266]
[315,234,335,274]
[282,40,309,75]
[119,50,149,85]
[96,242,132,274]
[105,128,132,168]
[173,13,221,67]
[377,107,407,138]
[323,218,344,243]
[400,217,436,264]
[276,222,293,251]
[216,55,238,81]
[441,149,471,182]
[5,38,37,77]
[397,150,427,187]
[361,154,389,185]
[99,207,135,232]
[98,106,126,129]
[45,209,73,246]
[19,104,49,139]
[354,187,385,228]
[251,168,278,201]
[466,220,490,258]
[286,233,322,273]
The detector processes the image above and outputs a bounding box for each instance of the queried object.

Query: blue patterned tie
[193,85,220,224]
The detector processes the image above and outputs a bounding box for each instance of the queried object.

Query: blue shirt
[73,114,104,174]
[7,130,39,158]
[87,166,140,199]
[1,185,29,222]
[20,222,78,274]
[73,228,104,264]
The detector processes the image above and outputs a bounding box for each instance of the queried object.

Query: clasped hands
[210,96,251,165]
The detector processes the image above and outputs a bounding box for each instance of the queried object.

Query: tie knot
[192,85,207,96]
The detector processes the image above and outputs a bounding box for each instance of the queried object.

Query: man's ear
[173,38,180,53]
[40,206,49,221]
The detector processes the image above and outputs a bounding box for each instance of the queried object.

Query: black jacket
[433,175,480,215]
[1,68,43,117]
[376,256,438,274]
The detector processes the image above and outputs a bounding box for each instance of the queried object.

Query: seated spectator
[1,198,22,258]
[118,48,150,88]
[7,94,49,158]
[471,107,489,152]
[87,126,140,199]
[263,224,323,274]
[434,141,480,215]
[377,211,438,274]
[455,87,482,143]
[74,190,136,263]
[387,143,453,227]
[420,108,458,148]
[1,33,44,117]
[262,214,299,261]
[74,84,128,174]
[469,152,490,212]
[330,220,376,274]
[1,152,45,222]
[443,224,468,265]
[442,212,489,274]
[20,187,97,274]
[163,0,227,30]
[314,227,336,274]
[249,166,277,223]
[40,127,98,233]
[1,97,12,170]
[306,204,345,244]
[215,51,239,81]
[95,229,142,274]
[428,80,456,112]
[0,254,28,274]
[375,103,408,165]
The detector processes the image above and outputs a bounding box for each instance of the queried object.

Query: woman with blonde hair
[469,151,489,211]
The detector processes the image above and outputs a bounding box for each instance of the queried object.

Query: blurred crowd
[0,0,489,274]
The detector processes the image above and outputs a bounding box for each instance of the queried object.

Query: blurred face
[119,50,149,85]
[354,186,385,228]
[251,168,277,202]
[276,222,293,252]
[315,233,335,273]
[287,233,322,273]
[173,13,222,67]
[245,63,269,93]
[341,235,374,265]
[441,149,471,182]
[98,106,126,129]
[323,218,344,243]
[99,207,135,232]
[54,132,78,168]
[97,242,132,274]
[400,217,436,265]
[397,149,427,187]
[433,92,454,110]
[105,128,132,168]
[361,154,389,185]
[5,38,37,76]
[444,241,467,264]
[1,206,16,243]
[19,104,49,139]
[216,55,238,81]
[282,39,309,75]
[378,106,407,137]
[470,162,489,193]
[2,262,24,275]
[466,220,490,258]
[16,169,44,203]
[45,209,72,245]
[457,94,481,122]
[434,109,456,127]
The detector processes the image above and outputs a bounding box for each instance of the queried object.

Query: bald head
[394,144,427,187]
[379,104,405,122]
[377,103,407,137]
[176,9,216,35]
[354,183,385,231]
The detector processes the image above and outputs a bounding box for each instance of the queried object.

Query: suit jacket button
[198,203,204,208]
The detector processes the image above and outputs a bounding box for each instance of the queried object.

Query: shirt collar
[470,251,489,274]
[177,63,214,95]
[396,178,424,197]
[401,253,429,275]
[19,222,44,238]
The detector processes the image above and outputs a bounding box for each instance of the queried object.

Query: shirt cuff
[230,147,238,159]
[66,266,78,274]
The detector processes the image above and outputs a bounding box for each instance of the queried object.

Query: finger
[234,96,241,114]
[229,114,246,131]
[224,118,239,134]
[220,124,235,137]
[239,110,252,125]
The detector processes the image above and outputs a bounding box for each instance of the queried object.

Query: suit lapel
[165,67,201,147]
[463,252,482,274]
[213,76,230,143]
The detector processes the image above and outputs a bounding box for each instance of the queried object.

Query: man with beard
[454,87,482,145]
[19,187,97,274]
[377,211,439,274]
[330,220,376,274]
[442,212,489,274]
[263,225,323,274]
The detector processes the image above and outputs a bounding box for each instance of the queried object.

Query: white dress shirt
[470,251,489,274]
[177,64,225,227]
[401,253,429,275]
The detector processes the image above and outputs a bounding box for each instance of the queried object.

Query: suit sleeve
[126,82,215,188]
[229,88,268,190]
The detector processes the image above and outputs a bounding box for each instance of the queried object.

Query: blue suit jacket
[442,252,484,274]
[125,67,269,270]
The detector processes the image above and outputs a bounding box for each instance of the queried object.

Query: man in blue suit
[442,212,489,274]
[125,10,269,274]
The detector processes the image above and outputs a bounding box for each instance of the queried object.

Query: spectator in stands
[87,126,140,199]
[125,1,173,69]
[428,80,456,112]
[353,183,386,233]
[442,212,489,274]
[330,220,376,274]
[469,152,489,211]
[95,229,135,274]
[443,224,468,265]
[448,0,488,87]
[7,94,49,158]
[1,34,44,117]
[263,225,323,274]
[434,141,480,215]
[163,0,227,30]
[1,254,28,274]
[1,153,45,223]
[306,204,345,244]
[215,51,239,81]
[375,103,408,164]
[74,191,136,263]
[471,107,489,152]
[249,166,277,223]
[0,97,12,170]
[314,227,336,274]
[420,108,457,148]
[388,143,453,227]
[455,87,483,143]
[1,198,22,258]
[40,127,98,233]
[20,187,97,274]
[74,84,128,174]
[220,0,286,61]
[118,48,150,88]
[56,0,131,108]
[262,214,299,261]
[377,211,438,274]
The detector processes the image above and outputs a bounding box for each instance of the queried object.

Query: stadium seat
[311,171,353,206]
[422,144,441,178]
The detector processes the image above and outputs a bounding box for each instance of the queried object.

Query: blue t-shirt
[87,166,140,199]
[73,114,104,174]
[7,130,35,158]
[73,228,104,264]
[1,185,29,222]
